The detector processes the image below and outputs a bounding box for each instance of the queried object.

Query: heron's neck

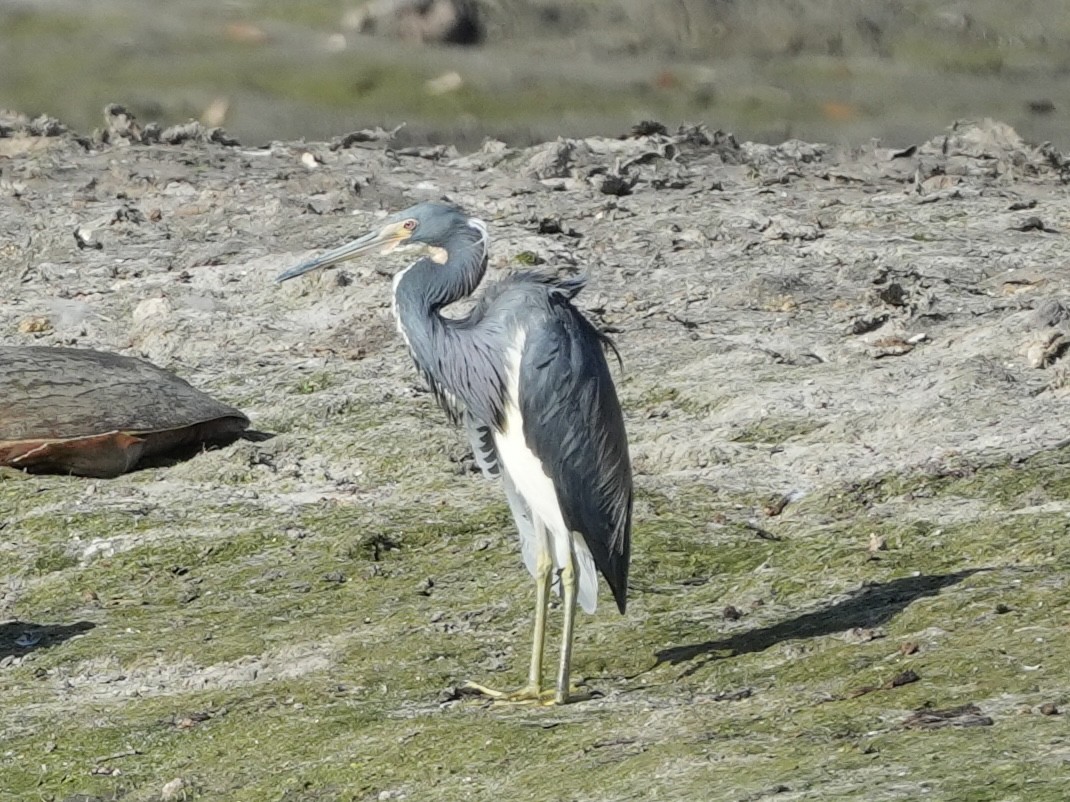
[393,220,488,321]
[392,221,488,391]
[391,220,503,421]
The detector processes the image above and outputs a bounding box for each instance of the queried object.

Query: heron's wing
[519,296,633,614]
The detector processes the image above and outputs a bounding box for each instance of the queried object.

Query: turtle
[0,346,249,478]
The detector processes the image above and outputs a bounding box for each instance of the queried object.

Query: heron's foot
[461,680,592,706]
[461,680,547,704]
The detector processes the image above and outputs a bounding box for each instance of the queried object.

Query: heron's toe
[461,680,596,706]
[461,680,548,704]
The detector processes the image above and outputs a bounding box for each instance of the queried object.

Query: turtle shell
[0,346,249,478]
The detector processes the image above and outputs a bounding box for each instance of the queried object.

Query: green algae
[2,434,1069,800]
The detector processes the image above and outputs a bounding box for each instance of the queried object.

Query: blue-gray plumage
[277,201,632,704]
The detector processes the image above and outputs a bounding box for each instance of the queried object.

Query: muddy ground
[1,110,1070,801]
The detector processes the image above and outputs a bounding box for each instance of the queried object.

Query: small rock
[17,316,52,334]
[74,227,102,250]
[1023,330,1069,369]
[425,71,463,95]
[761,493,792,517]
[438,685,464,703]
[848,313,888,335]
[877,282,907,306]
[628,120,668,137]
[104,103,143,142]
[1029,299,1070,328]
[903,703,993,729]
[524,140,576,180]
[1039,702,1059,716]
[844,627,885,644]
[871,335,915,358]
[161,777,187,801]
[593,169,638,196]
[132,297,172,325]
[711,687,753,702]
[887,669,920,687]
[1013,216,1057,233]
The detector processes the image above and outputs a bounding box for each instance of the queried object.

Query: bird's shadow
[654,569,983,676]
[0,620,96,660]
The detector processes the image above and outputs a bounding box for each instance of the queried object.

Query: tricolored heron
[277,202,632,704]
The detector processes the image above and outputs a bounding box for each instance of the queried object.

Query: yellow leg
[526,523,553,692]
[463,519,554,704]
[555,544,579,705]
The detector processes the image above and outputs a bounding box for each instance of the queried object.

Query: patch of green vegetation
[292,370,335,395]
[512,250,544,266]
[633,385,682,407]
[804,445,1070,521]
[0,504,162,578]
[31,547,79,575]
[732,416,824,444]
[894,36,1007,75]
[633,385,723,417]
[2,442,1070,801]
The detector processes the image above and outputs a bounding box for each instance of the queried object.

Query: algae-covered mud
[1,111,1069,800]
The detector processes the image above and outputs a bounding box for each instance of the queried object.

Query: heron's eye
[402,220,417,231]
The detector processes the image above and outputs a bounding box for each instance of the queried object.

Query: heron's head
[276,202,470,282]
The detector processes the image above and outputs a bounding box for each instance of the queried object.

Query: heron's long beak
[275,222,412,283]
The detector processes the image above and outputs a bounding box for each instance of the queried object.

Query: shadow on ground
[0,620,96,660]
[134,428,274,473]
[655,569,984,675]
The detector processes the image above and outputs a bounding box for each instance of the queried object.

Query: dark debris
[902,703,993,730]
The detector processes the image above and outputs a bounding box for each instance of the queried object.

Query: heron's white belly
[496,403,568,554]
[494,331,598,613]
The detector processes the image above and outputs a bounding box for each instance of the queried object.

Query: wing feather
[464,414,500,477]
[518,294,633,613]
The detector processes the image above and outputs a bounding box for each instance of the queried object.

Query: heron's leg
[525,518,553,693]
[554,542,579,705]
[462,517,553,703]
